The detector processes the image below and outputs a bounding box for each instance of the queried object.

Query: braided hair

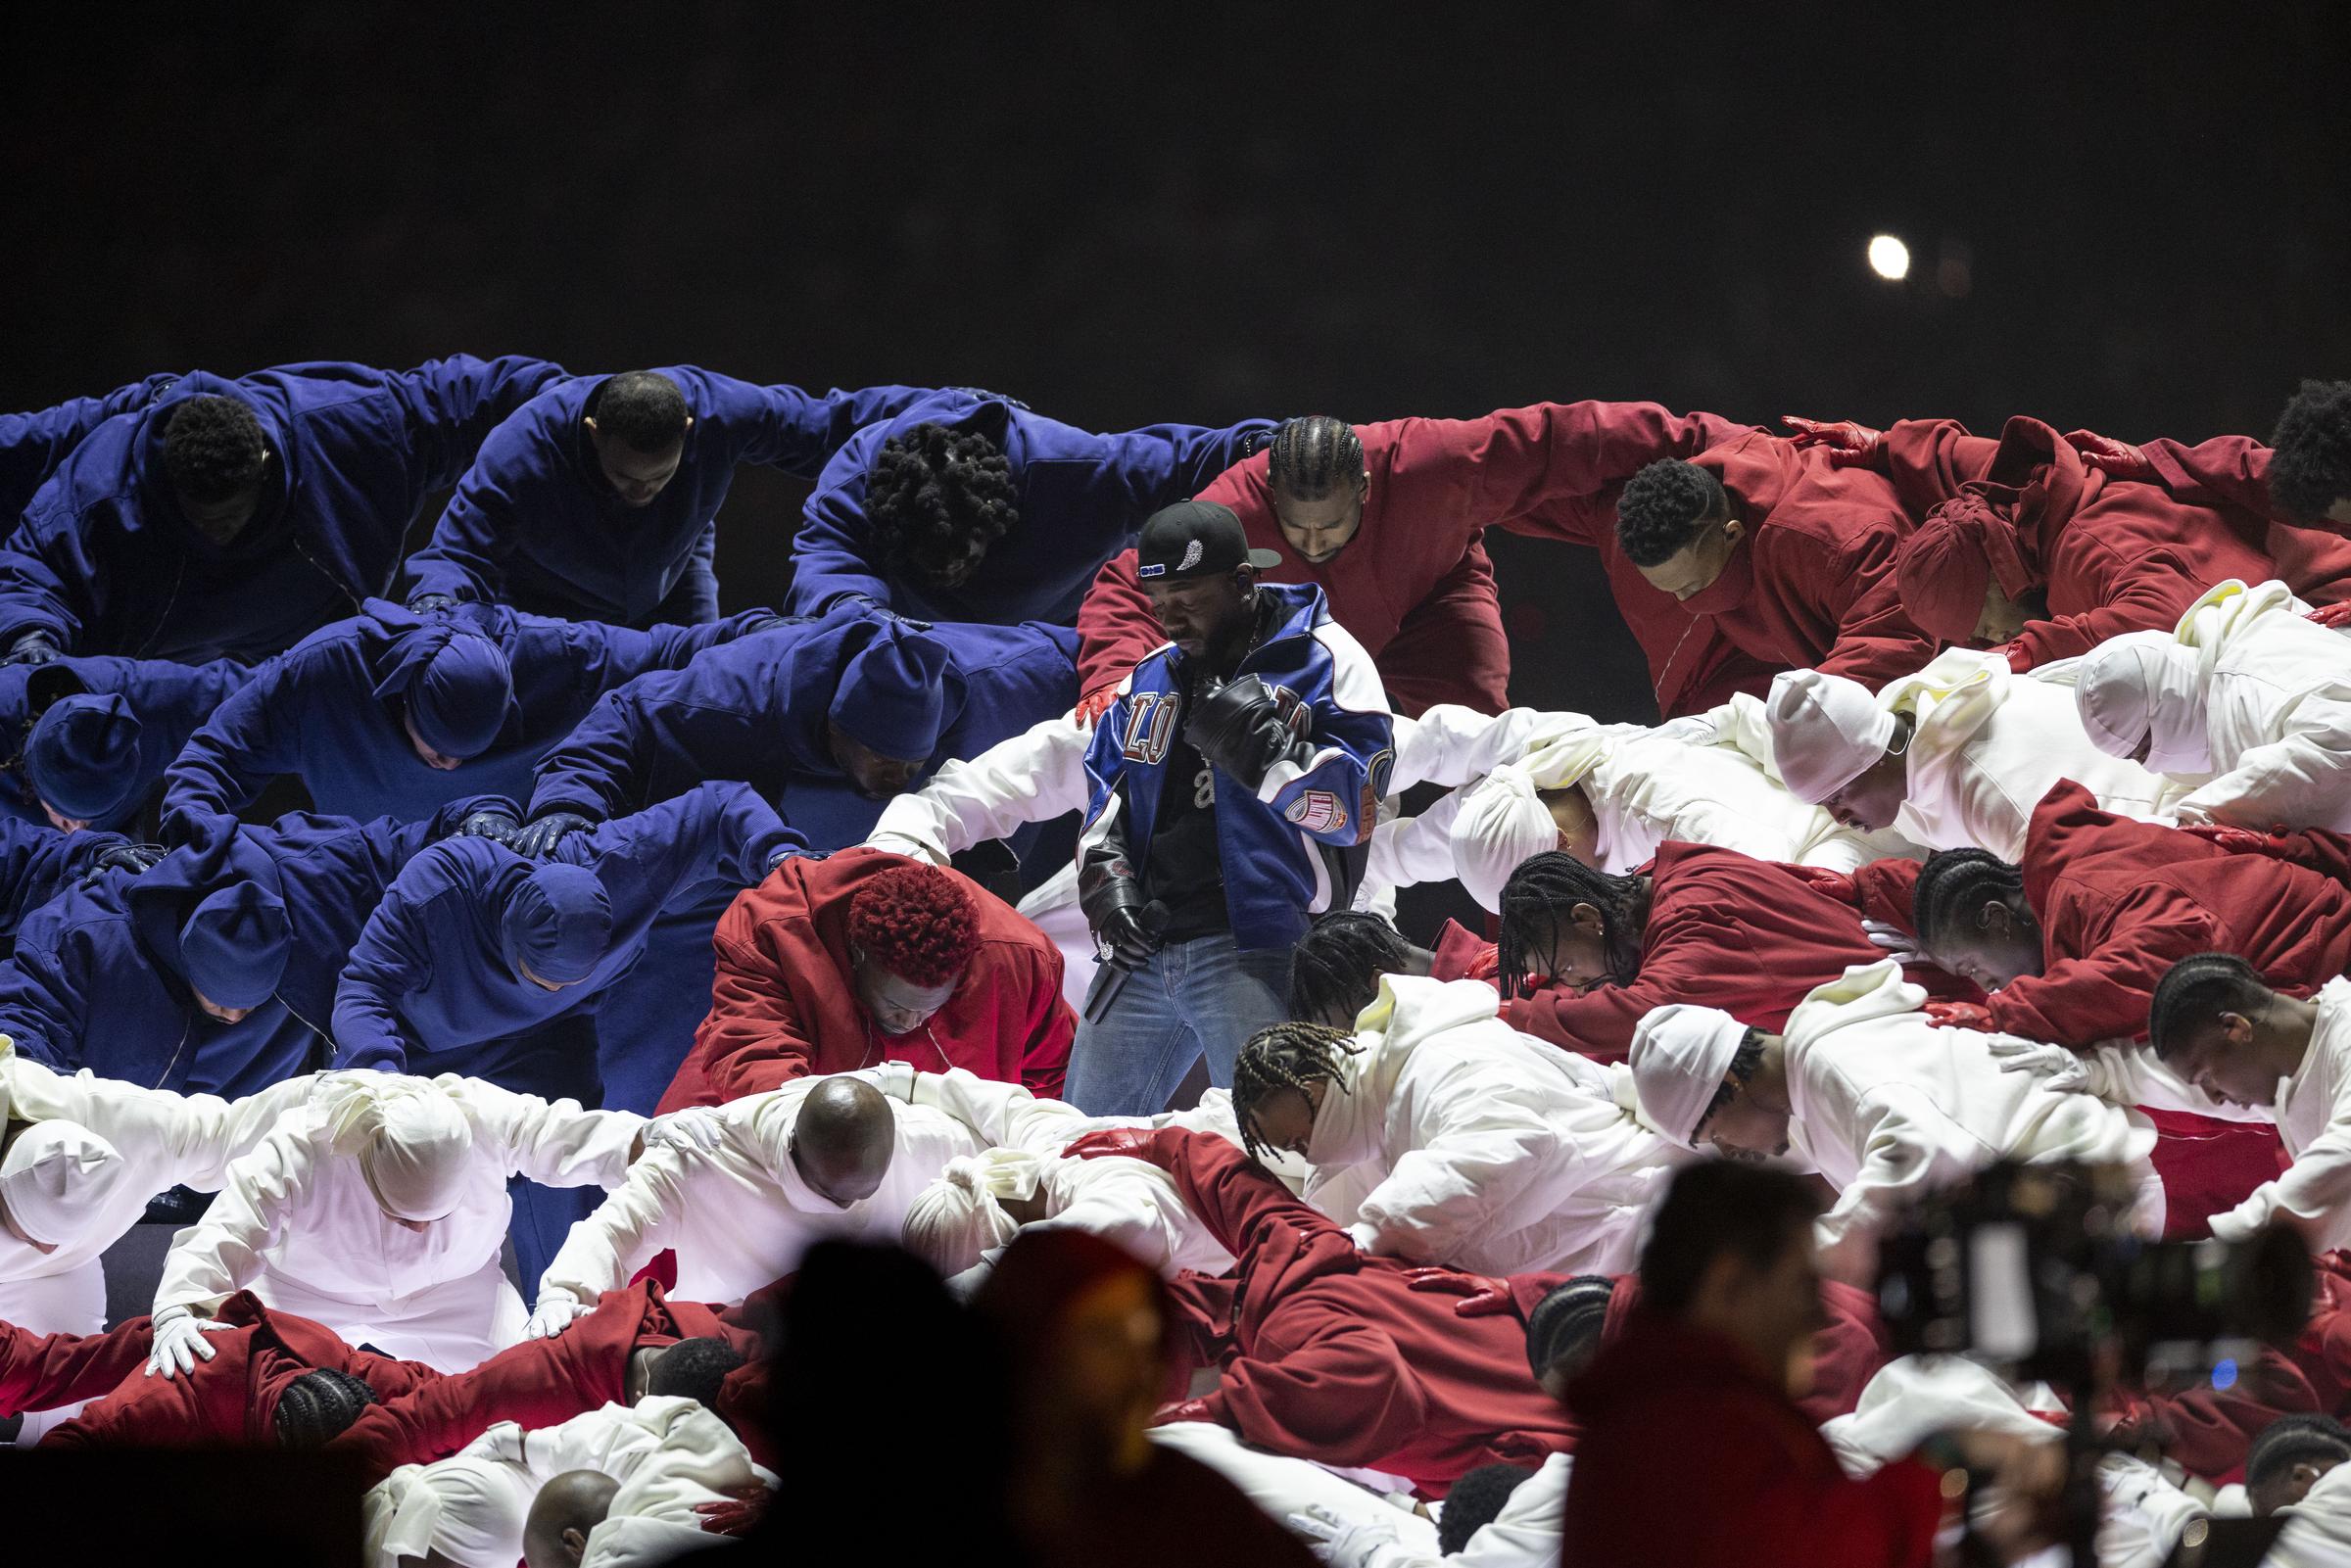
[865,421,1021,585]
[2247,1412,2351,1492]
[2149,952,2273,1062]
[1231,1021,1360,1162]
[1525,1274,1616,1379]
[2270,379,2351,524]
[1288,911,1411,1024]
[1910,848,2029,954]
[1267,416,1364,499]
[1691,1029,1767,1143]
[1496,851,1647,1001]
[1615,459,1729,567]
[272,1367,380,1449]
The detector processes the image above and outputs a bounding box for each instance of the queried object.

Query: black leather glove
[83,841,165,883]
[406,594,459,615]
[452,805,523,844]
[843,594,934,633]
[1183,675,1306,789]
[1079,842,1167,970]
[6,631,61,666]
[512,810,597,858]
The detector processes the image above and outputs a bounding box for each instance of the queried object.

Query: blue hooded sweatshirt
[0,796,502,1097]
[0,817,134,954]
[525,602,1079,831]
[786,391,1276,627]
[403,370,927,626]
[0,372,183,522]
[0,653,250,833]
[0,356,564,663]
[160,597,781,836]
[328,782,794,1080]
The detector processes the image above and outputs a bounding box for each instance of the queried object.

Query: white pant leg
[1017,866,1097,1014]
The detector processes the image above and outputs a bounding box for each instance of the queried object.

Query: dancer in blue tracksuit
[403,369,923,627]
[0,652,248,834]
[0,796,509,1098]
[787,388,1275,626]
[328,782,795,1278]
[1071,502,1394,1117]
[0,371,182,521]
[158,597,783,840]
[0,355,563,665]
[518,602,1080,853]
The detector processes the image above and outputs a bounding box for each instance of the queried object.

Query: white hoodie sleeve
[1366,787,1468,894]
[1813,1083,1992,1284]
[2169,692,2351,832]
[1349,1084,1579,1267]
[864,714,1091,861]
[2212,1058,2351,1243]
[533,1148,693,1311]
[154,1122,322,1314]
[0,1057,316,1192]
[1389,705,1561,791]
[453,1078,647,1190]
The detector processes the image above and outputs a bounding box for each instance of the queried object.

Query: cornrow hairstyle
[1266,416,1365,499]
[162,396,268,503]
[864,421,1021,581]
[1910,848,2028,955]
[1496,851,1647,1002]
[2149,951,2274,1063]
[596,370,691,452]
[2247,1412,2351,1490]
[1525,1273,1617,1379]
[1287,911,1412,1024]
[1615,459,1730,568]
[847,864,981,987]
[1437,1462,1540,1554]
[273,1367,380,1449]
[1690,1029,1767,1143]
[647,1336,748,1413]
[1231,1021,1361,1163]
[2269,379,2351,524]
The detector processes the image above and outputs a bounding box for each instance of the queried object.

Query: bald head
[523,1470,620,1568]
[791,1077,895,1208]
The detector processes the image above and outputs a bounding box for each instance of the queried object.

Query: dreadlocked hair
[847,864,981,986]
[2270,379,2351,524]
[1496,851,1647,1000]
[273,1367,379,1449]
[1288,911,1411,1024]
[2149,952,2273,1064]
[162,396,267,502]
[1911,848,2028,954]
[1267,416,1364,499]
[1691,1029,1767,1144]
[1232,1021,1360,1163]
[865,421,1020,581]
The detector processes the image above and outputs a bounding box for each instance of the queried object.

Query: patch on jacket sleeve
[1284,789,1347,833]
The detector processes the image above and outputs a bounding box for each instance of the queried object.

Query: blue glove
[513,810,597,858]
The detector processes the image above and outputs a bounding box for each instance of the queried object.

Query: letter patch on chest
[1284,789,1347,833]
[1122,691,1176,766]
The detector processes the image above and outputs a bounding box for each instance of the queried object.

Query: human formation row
[0,365,2349,1564]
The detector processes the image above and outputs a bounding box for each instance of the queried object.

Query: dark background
[3,2,2345,727]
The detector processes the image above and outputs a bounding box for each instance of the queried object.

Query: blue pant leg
[1062,944,1201,1117]
[1187,937,1293,1090]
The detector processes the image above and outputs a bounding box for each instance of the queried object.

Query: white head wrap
[2072,631,2211,774]
[900,1150,1043,1276]
[0,1121,126,1248]
[1628,1003,1752,1147]
[1450,766,1563,914]
[1766,669,1898,804]
[316,1074,475,1222]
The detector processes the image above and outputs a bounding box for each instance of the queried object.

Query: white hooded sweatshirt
[1780,962,2161,1281]
[1301,973,1684,1276]
[2076,578,2351,832]
[156,1071,645,1370]
[2201,975,2351,1249]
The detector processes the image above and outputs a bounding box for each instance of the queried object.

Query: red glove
[1781,415,1885,467]
[2179,823,2286,855]
[1073,685,1122,729]
[2308,602,2351,630]
[1062,1125,1168,1165]
[1150,1396,1221,1428]
[2062,430,2157,482]
[1925,1000,1994,1029]
[1400,1266,1514,1317]
[1783,864,1862,909]
[1991,641,2037,673]
[694,1484,773,1538]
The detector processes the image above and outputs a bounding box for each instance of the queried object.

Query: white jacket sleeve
[1813,1085,1991,1284]
[0,1057,316,1192]
[534,1149,693,1309]
[1701,693,1779,778]
[451,1076,647,1190]
[2096,1454,2209,1568]
[1366,787,1467,894]
[2213,1067,2351,1241]
[865,714,1091,861]
[2169,704,2351,832]
[1390,705,1559,791]
[902,1068,1054,1150]
[154,1122,323,1313]
[2070,1043,2276,1123]
[1349,1088,1579,1266]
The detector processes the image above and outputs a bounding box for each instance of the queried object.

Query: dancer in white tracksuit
[1628,961,2163,1283]
[1748,648,2174,860]
[1231,974,1686,1276]
[2074,578,2351,832]
[152,1070,647,1371]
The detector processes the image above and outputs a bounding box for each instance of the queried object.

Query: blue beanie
[500,864,612,985]
[827,625,951,760]
[178,882,293,1009]
[372,625,513,761]
[25,693,143,823]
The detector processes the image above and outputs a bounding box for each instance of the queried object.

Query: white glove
[2207,1189,2274,1243]
[1285,1504,1403,1568]
[525,1294,589,1340]
[145,1305,230,1379]
[640,1107,725,1157]
[853,1061,918,1103]
[1861,918,1920,965]
[1983,1035,2093,1095]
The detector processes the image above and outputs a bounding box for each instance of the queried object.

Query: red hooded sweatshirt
[660,846,1074,1112]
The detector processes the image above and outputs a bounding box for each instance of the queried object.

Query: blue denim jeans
[1064,933,1292,1117]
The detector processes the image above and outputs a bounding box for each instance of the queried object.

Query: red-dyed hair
[846,864,981,986]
